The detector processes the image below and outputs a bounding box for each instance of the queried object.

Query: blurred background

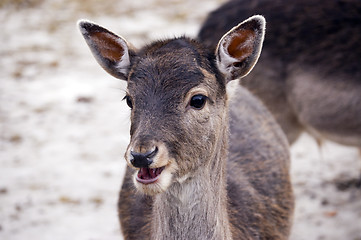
[0,0,360,239]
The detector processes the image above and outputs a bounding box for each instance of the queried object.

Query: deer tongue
[137,167,165,184]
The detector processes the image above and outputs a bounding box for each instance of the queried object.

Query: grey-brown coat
[79,15,294,240]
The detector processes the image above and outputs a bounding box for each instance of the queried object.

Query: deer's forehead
[127,55,206,97]
[126,37,226,102]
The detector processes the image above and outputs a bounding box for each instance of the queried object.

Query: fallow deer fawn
[199,0,361,146]
[79,15,294,240]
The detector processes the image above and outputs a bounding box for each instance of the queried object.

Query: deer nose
[130,147,158,168]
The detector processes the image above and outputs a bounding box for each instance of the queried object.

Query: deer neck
[151,120,231,240]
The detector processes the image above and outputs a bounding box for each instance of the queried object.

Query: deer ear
[78,20,132,80]
[216,15,265,82]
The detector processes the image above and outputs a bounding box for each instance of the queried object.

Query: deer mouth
[136,166,165,184]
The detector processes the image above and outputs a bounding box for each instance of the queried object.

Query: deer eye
[123,95,133,109]
[189,94,207,109]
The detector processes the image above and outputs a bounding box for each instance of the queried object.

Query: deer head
[78,16,265,196]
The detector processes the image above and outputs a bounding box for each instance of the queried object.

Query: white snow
[1,0,360,240]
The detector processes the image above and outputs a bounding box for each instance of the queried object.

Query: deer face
[78,16,265,195]
[122,39,227,195]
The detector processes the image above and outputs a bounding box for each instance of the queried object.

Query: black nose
[130,147,158,168]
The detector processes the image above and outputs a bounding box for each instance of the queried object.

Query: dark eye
[123,95,133,109]
[190,94,207,109]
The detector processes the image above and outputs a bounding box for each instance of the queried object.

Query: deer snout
[130,147,158,168]
[127,142,178,194]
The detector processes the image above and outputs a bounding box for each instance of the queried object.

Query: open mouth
[136,166,165,184]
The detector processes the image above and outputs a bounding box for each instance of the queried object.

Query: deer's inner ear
[90,31,125,63]
[226,29,256,61]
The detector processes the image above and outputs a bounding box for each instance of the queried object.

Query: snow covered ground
[1,0,360,239]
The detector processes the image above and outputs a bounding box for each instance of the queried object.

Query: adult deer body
[79,15,293,240]
[199,0,361,146]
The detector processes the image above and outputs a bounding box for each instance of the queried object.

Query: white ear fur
[216,15,266,82]
[78,19,132,80]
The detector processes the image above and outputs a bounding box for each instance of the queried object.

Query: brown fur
[199,0,361,146]
[79,16,294,240]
